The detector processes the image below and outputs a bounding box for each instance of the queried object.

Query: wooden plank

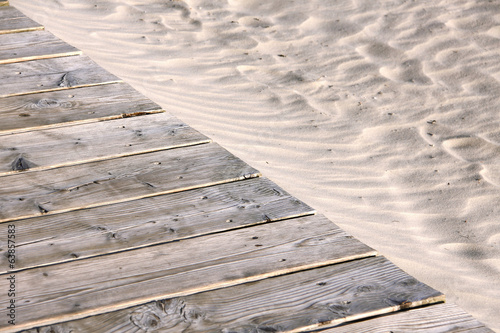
[0,83,163,135]
[0,30,81,64]
[0,6,43,34]
[0,1,8,7]
[16,255,443,333]
[0,55,122,98]
[0,112,210,175]
[320,303,494,333]
[0,142,260,223]
[0,177,315,272]
[0,215,377,331]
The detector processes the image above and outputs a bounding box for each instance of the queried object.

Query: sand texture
[9,0,500,330]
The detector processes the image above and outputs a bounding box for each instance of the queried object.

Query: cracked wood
[0,143,260,223]
[0,82,163,135]
[0,112,210,175]
[0,214,376,332]
[0,30,81,64]
[0,55,122,98]
[0,177,314,272]
[0,6,43,34]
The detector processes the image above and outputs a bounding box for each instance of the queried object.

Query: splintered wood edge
[0,172,262,224]
[0,79,124,98]
[294,296,446,333]
[4,251,378,333]
[0,50,83,65]
[0,109,165,137]
[0,139,212,177]
[317,302,495,333]
[0,26,44,35]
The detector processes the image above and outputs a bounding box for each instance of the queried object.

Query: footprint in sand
[442,136,500,164]
[379,59,431,85]
[442,136,500,186]
[357,42,431,85]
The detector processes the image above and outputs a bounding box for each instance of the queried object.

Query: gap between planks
[0,177,315,273]
[0,215,378,332]
[0,112,211,176]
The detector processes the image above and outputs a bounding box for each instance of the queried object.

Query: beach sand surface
[9,0,500,330]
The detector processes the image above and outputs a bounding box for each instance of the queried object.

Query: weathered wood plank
[0,143,260,223]
[0,215,377,332]
[0,30,81,64]
[0,55,122,98]
[320,303,494,333]
[0,83,163,135]
[0,177,314,272]
[18,255,443,333]
[0,112,210,175]
[0,6,43,34]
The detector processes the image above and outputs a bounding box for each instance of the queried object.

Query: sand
[9,0,500,330]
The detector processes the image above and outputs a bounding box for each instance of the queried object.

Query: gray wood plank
[320,303,494,333]
[0,82,163,134]
[18,255,443,333]
[0,6,43,34]
[0,215,377,332]
[0,142,260,223]
[0,177,315,272]
[0,30,81,64]
[0,112,210,175]
[0,55,122,98]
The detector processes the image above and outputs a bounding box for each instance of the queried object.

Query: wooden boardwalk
[0,4,493,332]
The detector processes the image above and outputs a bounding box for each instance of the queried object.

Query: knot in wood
[11,155,34,171]
[130,303,165,332]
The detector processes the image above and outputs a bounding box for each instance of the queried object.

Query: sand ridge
[8,0,500,330]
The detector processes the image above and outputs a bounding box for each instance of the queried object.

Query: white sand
[10,0,500,330]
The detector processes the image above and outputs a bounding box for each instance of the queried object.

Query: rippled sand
[10,0,500,330]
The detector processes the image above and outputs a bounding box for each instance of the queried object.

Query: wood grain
[320,303,494,333]
[18,255,443,333]
[0,177,314,272]
[0,143,260,223]
[0,30,81,64]
[0,112,210,175]
[0,6,43,34]
[0,83,163,135]
[0,55,122,98]
[0,215,376,332]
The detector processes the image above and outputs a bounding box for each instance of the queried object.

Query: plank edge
[0,109,165,137]
[0,139,212,177]
[0,79,124,98]
[292,296,447,333]
[0,172,262,224]
[0,26,44,35]
[0,51,83,65]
